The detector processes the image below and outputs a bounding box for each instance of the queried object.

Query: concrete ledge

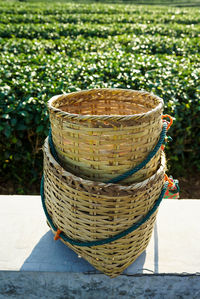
[1,272,200,299]
[1,196,200,297]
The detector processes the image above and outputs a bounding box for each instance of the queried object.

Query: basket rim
[48,88,164,121]
[43,136,165,192]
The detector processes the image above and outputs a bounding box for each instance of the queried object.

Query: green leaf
[36,125,44,133]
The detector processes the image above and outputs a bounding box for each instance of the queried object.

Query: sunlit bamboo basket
[43,137,166,278]
[48,88,164,184]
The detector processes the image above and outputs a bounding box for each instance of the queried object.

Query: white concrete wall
[1,196,200,298]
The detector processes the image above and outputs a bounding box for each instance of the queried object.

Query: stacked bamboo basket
[42,88,167,277]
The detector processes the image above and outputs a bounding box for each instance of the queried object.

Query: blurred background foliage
[0,0,199,195]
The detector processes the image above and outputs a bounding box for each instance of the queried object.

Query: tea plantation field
[0,1,200,194]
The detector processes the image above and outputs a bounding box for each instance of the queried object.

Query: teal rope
[49,129,59,162]
[42,122,169,246]
[107,122,167,183]
[40,176,168,247]
[49,122,167,184]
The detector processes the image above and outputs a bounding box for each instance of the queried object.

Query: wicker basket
[48,88,164,184]
[43,137,166,277]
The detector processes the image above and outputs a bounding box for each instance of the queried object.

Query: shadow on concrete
[20,230,96,273]
[154,222,159,273]
[20,229,149,274]
[123,251,147,275]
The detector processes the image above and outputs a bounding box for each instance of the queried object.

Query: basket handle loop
[162,114,173,130]
[41,175,168,247]
[49,118,169,184]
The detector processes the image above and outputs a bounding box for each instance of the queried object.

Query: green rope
[40,176,168,247]
[49,129,59,162]
[41,122,169,246]
[107,122,167,183]
[49,122,167,184]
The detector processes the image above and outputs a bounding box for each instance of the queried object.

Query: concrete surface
[1,272,200,299]
[0,196,200,298]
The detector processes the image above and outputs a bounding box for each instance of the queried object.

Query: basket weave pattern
[48,89,163,183]
[43,138,166,277]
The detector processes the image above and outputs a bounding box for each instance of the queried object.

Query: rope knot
[164,174,180,199]
[162,114,173,130]
[54,229,62,241]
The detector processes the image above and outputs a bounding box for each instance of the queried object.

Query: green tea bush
[0,1,199,193]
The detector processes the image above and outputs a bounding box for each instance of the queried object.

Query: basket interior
[51,90,161,116]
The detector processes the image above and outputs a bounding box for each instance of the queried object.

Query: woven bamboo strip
[48,89,163,183]
[43,137,165,277]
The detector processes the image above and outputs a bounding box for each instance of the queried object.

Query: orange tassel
[164,174,174,188]
[54,229,62,241]
[162,114,173,130]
